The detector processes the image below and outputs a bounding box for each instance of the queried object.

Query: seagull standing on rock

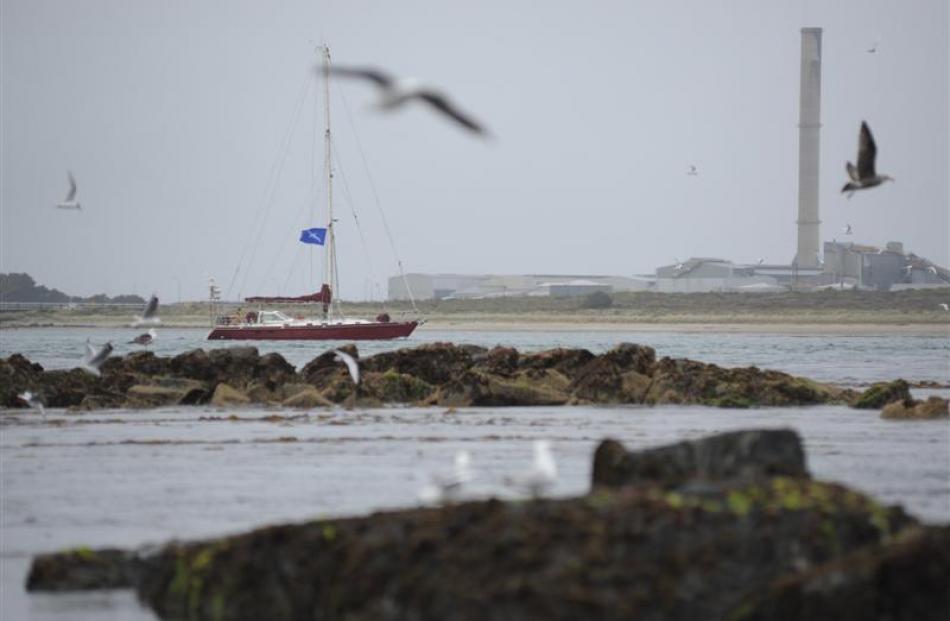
[841,121,893,198]
[327,65,489,136]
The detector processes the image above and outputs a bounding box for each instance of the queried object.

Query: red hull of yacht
[206,321,419,341]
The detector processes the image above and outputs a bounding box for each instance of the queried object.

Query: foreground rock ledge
[1,342,871,410]
[26,431,949,621]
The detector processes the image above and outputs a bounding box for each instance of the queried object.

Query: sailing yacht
[207,47,421,341]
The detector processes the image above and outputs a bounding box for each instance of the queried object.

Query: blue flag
[299,227,327,246]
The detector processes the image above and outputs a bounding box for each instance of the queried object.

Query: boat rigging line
[226,70,313,302]
[335,84,422,316]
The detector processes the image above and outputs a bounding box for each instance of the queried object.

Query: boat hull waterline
[207,321,419,341]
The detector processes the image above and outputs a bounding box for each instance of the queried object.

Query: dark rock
[646,358,847,407]
[472,346,520,376]
[881,396,949,420]
[361,370,435,404]
[730,526,950,621]
[207,347,260,386]
[603,342,656,375]
[27,547,141,591]
[39,369,100,408]
[853,380,912,409]
[360,342,476,385]
[124,379,207,408]
[130,478,909,621]
[0,354,45,406]
[281,386,334,408]
[210,383,250,406]
[116,351,170,376]
[519,347,596,379]
[0,343,866,411]
[169,349,215,382]
[254,352,295,388]
[299,345,357,386]
[591,429,809,489]
[568,356,626,403]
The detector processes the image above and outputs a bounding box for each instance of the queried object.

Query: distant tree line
[0,273,145,305]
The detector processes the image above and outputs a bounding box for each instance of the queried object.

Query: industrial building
[388,273,650,301]
[387,28,947,301]
[653,259,823,293]
[823,241,949,291]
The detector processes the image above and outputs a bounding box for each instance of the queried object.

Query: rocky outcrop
[853,379,913,409]
[26,430,942,621]
[209,383,250,406]
[881,396,949,420]
[731,526,950,621]
[591,429,809,489]
[27,547,141,591]
[0,342,866,411]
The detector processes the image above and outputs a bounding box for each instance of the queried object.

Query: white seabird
[418,450,475,504]
[333,349,360,385]
[504,440,558,499]
[687,165,698,176]
[56,172,82,210]
[841,121,893,199]
[17,391,46,417]
[132,295,160,328]
[82,340,113,376]
[843,224,853,235]
[939,303,949,311]
[129,328,157,346]
[327,66,489,136]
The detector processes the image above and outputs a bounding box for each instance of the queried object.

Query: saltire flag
[299,227,327,245]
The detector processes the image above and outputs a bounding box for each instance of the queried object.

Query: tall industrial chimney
[796,27,822,268]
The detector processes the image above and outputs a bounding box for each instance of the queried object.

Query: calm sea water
[1,326,948,620]
[2,325,949,385]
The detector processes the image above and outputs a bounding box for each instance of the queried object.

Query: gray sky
[2,0,947,302]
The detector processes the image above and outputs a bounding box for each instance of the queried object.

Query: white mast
[321,45,339,318]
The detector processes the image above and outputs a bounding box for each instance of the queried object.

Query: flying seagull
[687,165,698,176]
[17,391,46,417]
[81,340,113,376]
[128,328,157,346]
[756,258,765,266]
[132,294,160,328]
[843,223,853,235]
[927,266,938,275]
[867,40,879,54]
[327,66,489,136]
[504,440,558,498]
[56,172,82,210]
[333,349,360,385]
[418,450,475,504]
[842,121,893,199]
[939,303,949,311]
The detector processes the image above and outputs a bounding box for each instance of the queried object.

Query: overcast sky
[2,0,947,302]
